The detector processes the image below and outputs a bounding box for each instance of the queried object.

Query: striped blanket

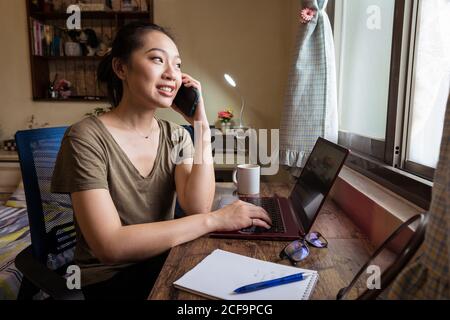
[0,205,30,300]
[0,204,75,300]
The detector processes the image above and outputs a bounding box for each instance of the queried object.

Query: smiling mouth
[156,85,175,93]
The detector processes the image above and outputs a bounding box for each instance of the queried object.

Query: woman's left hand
[172,73,209,127]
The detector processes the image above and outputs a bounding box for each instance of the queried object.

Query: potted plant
[217,108,234,132]
[54,79,72,99]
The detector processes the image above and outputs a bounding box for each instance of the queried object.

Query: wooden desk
[149,183,375,300]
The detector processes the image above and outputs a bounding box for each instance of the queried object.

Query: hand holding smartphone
[173,84,199,117]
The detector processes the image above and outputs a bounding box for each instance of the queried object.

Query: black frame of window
[332,0,433,210]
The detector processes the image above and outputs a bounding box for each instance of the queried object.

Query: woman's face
[123,31,182,109]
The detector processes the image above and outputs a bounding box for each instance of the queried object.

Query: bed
[0,204,30,300]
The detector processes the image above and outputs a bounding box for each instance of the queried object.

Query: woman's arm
[175,124,215,214]
[173,74,215,214]
[71,189,271,264]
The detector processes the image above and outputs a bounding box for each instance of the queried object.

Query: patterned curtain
[388,101,450,300]
[280,0,338,175]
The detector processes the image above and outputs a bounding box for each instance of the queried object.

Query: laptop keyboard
[241,198,285,233]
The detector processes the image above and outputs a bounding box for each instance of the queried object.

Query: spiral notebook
[173,249,319,300]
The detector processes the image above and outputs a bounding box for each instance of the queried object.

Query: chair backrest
[337,213,428,300]
[15,127,75,267]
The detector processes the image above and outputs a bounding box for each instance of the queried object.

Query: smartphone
[173,84,199,117]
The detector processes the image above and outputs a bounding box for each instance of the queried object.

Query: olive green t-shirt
[51,116,194,286]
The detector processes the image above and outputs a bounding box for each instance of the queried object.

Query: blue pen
[233,272,314,294]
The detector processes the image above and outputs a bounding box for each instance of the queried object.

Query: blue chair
[14,127,83,299]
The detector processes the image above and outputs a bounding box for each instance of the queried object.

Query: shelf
[33,96,107,102]
[33,55,104,61]
[30,10,151,20]
[27,1,153,102]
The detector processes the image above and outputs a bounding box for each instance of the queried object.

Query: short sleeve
[51,136,109,193]
[170,126,195,165]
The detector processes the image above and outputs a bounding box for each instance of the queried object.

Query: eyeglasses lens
[306,232,328,248]
[282,239,310,262]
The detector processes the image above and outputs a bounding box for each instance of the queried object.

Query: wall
[331,166,424,248]
[0,0,99,140]
[154,0,299,131]
[0,0,298,140]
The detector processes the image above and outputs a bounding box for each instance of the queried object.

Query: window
[404,0,450,179]
[338,0,395,143]
[334,0,399,161]
[333,0,449,208]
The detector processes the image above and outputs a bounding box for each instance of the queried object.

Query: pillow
[5,181,26,208]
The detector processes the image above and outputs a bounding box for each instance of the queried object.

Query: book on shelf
[30,18,64,57]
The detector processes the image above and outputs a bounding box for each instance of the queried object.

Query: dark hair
[97,22,175,107]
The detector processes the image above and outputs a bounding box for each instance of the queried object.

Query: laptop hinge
[285,197,306,237]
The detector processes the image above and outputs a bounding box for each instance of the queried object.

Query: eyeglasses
[279,232,328,264]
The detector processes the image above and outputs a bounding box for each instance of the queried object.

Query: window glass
[338,0,395,140]
[406,0,450,168]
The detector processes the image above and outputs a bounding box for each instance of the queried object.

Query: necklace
[113,113,155,140]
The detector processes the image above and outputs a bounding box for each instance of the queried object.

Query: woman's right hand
[208,200,272,232]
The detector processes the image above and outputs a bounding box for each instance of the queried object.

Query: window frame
[400,0,438,181]
[333,0,434,209]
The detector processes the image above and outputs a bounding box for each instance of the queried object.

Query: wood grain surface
[149,183,375,300]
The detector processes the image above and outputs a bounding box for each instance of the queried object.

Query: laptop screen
[289,138,349,234]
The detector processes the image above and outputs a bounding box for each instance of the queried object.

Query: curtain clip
[299,8,317,24]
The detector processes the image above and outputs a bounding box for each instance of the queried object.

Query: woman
[51,22,271,300]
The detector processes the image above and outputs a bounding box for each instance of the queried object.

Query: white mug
[232,164,260,195]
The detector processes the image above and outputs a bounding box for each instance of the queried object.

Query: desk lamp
[224,73,246,128]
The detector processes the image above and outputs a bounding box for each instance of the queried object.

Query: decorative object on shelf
[96,34,112,56]
[224,73,246,128]
[2,139,17,152]
[77,28,100,56]
[64,41,82,56]
[84,29,100,56]
[85,106,113,117]
[218,108,234,132]
[299,7,316,24]
[48,74,58,98]
[64,29,82,56]
[54,79,72,99]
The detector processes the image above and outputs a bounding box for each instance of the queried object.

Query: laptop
[210,137,349,241]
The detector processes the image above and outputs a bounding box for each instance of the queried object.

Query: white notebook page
[173,249,319,300]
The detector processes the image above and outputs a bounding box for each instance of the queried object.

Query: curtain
[388,101,450,300]
[280,0,338,175]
